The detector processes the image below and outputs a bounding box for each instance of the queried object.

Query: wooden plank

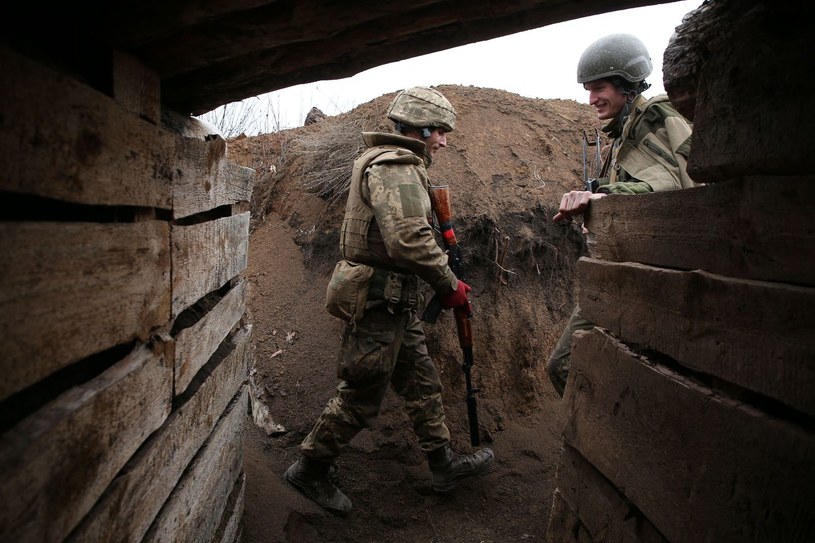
[584,176,815,286]
[0,221,170,401]
[563,328,815,543]
[142,386,248,543]
[155,0,661,115]
[0,47,172,208]
[662,0,719,121]
[0,341,172,542]
[213,472,246,543]
[577,258,815,418]
[121,0,441,75]
[67,325,251,543]
[553,442,667,543]
[545,491,592,543]
[175,280,246,396]
[171,212,249,317]
[664,1,808,180]
[172,136,254,220]
[113,51,161,124]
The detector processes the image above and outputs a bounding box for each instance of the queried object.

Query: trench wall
[0,46,253,543]
[545,1,815,541]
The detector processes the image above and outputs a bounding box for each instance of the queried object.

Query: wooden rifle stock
[422,184,480,446]
[421,185,462,324]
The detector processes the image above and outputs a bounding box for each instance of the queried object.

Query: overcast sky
[222,0,703,133]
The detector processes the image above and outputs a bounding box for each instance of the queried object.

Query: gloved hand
[440,279,472,309]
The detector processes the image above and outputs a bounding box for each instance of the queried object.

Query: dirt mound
[229,85,602,542]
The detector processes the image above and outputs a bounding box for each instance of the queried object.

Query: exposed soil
[228,85,602,542]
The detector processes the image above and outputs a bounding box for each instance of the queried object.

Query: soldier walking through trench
[284,86,494,516]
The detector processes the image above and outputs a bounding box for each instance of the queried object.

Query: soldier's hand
[441,280,472,309]
[553,190,606,222]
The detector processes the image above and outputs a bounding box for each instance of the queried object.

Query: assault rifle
[582,128,602,193]
[421,184,480,447]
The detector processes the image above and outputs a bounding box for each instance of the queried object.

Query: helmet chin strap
[618,89,637,124]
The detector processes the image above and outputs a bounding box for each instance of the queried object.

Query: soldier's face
[584,79,628,120]
[424,128,448,156]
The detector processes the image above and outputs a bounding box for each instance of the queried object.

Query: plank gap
[170,282,231,335]
[0,191,172,223]
[0,340,135,434]
[616,332,815,434]
[171,204,234,227]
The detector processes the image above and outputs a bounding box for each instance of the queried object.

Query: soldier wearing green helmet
[546,34,700,397]
[284,86,493,516]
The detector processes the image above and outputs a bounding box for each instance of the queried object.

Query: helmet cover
[386,86,456,132]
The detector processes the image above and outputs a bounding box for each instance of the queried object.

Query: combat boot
[427,444,494,493]
[283,455,352,516]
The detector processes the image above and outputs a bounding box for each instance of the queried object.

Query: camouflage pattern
[301,129,458,462]
[577,33,653,84]
[545,304,594,397]
[300,304,451,460]
[547,92,698,397]
[608,94,696,191]
[340,131,457,295]
[387,87,457,132]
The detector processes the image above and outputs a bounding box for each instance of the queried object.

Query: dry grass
[292,118,367,206]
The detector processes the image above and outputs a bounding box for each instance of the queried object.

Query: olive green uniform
[300,131,459,460]
[546,94,696,397]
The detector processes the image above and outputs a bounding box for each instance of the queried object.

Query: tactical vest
[340,133,425,269]
[611,94,697,191]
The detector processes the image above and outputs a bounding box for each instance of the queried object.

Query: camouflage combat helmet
[386,86,456,132]
[577,33,653,84]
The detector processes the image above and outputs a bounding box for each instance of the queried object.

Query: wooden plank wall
[546,1,815,541]
[0,46,254,542]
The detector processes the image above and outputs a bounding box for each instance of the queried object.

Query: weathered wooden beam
[174,280,246,397]
[664,1,811,180]
[563,328,815,543]
[546,491,589,543]
[68,325,251,543]
[213,472,246,543]
[584,175,815,287]
[548,442,666,543]
[171,135,254,220]
[141,387,248,543]
[112,51,161,125]
[171,212,249,317]
[154,0,670,114]
[577,258,815,418]
[0,341,173,542]
[0,221,170,401]
[662,0,721,121]
[0,48,173,208]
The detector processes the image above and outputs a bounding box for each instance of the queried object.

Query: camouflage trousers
[546,304,594,398]
[299,304,450,462]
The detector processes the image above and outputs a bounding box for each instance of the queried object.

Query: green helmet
[386,86,456,132]
[577,33,653,85]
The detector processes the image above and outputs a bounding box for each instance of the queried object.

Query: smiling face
[583,79,630,120]
[423,128,448,157]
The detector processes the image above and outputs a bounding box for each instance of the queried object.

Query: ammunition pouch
[325,260,375,324]
[367,268,420,314]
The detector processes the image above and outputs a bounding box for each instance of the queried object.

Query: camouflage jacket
[599,94,697,194]
[339,132,458,295]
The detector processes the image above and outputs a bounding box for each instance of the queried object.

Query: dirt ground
[228,85,603,542]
